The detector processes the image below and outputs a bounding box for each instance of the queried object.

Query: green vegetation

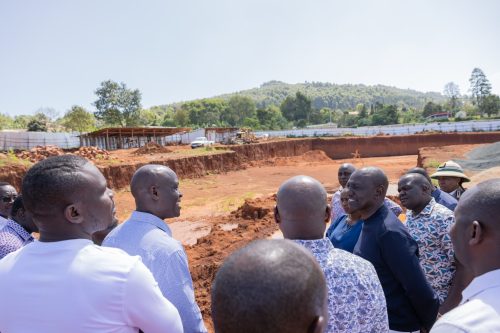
[2,68,499,132]
[0,150,32,167]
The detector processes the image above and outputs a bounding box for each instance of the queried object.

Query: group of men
[0,154,499,333]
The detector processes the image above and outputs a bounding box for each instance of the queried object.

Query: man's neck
[360,202,384,220]
[411,198,431,215]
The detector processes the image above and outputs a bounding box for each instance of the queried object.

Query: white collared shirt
[0,239,183,333]
[431,269,500,332]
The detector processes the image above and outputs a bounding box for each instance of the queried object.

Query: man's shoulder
[431,202,454,218]
[433,300,500,332]
[330,248,378,274]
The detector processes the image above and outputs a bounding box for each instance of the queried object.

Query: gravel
[457,141,500,171]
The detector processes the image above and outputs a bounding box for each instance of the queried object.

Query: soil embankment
[314,132,500,159]
[2,133,500,191]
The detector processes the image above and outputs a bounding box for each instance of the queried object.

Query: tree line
[1,68,499,133]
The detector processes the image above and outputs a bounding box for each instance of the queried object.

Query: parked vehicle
[190,137,214,149]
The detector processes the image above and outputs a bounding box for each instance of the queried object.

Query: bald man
[212,239,328,333]
[276,175,388,333]
[104,164,207,333]
[349,167,439,333]
[398,173,458,312]
[331,164,403,223]
[431,179,500,332]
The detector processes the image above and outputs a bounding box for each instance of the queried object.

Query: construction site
[2,132,500,332]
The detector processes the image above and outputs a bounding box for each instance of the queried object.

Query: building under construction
[79,127,190,150]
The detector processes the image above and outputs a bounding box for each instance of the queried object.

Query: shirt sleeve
[152,249,207,333]
[123,260,184,333]
[0,234,23,259]
[380,230,439,330]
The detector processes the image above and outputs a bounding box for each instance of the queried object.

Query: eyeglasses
[1,195,17,203]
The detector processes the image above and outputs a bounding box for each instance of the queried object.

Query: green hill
[215,81,445,110]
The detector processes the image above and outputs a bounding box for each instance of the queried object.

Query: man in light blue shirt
[104,164,207,333]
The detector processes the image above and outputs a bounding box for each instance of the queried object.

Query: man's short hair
[10,195,24,218]
[211,239,327,333]
[22,155,90,215]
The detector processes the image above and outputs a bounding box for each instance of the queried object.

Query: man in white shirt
[431,179,500,332]
[0,155,183,333]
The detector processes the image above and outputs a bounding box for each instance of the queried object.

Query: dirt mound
[74,146,111,161]
[457,141,500,171]
[16,145,65,162]
[232,196,274,219]
[133,142,172,155]
[15,145,111,163]
[185,195,278,332]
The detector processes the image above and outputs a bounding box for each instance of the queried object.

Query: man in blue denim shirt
[104,164,207,333]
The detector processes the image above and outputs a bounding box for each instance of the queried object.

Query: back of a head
[22,155,90,217]
[457,178,500,233]
[212,239,327,333]
[276,175,328,239]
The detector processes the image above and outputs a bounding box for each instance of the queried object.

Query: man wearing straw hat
[431,161,470,201]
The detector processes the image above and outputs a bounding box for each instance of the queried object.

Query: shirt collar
[129,211,172,236]
[6,218,33,242]
[461,269,500,304]
[294,237,334,253]
[407,198,436,219]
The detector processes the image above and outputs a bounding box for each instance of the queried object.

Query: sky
[1,0,499,117]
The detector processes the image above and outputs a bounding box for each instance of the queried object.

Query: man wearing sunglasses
[0,182,18,230]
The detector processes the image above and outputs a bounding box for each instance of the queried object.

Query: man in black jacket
[349,167,439,333]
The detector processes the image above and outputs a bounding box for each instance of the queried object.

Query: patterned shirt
[103,211,207,333]
[406,198,455,303]
[331,188,403,222]
[0,218,34,259]
[294,238,389,333]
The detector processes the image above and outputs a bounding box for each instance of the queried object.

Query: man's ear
[324,205,331,224]
[375,185,385,200]
[308,315,326,333]
[150,185,160,201]
[469,221,483,246]
[274,205,280,224]
[64,203,84,225]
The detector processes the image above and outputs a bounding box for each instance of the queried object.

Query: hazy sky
[1,0,499,117]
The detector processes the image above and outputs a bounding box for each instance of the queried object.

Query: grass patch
[0,150,32,168]
[424,160,441,169]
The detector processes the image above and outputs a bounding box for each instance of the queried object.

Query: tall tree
[61,106,96,133]
[93,80,142,127]
[422,101,443,118]
[27,113,50,132]
[443,82,461,112]
[223,96,256,126]
[279,91,313,123]
[469,68,492,108]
